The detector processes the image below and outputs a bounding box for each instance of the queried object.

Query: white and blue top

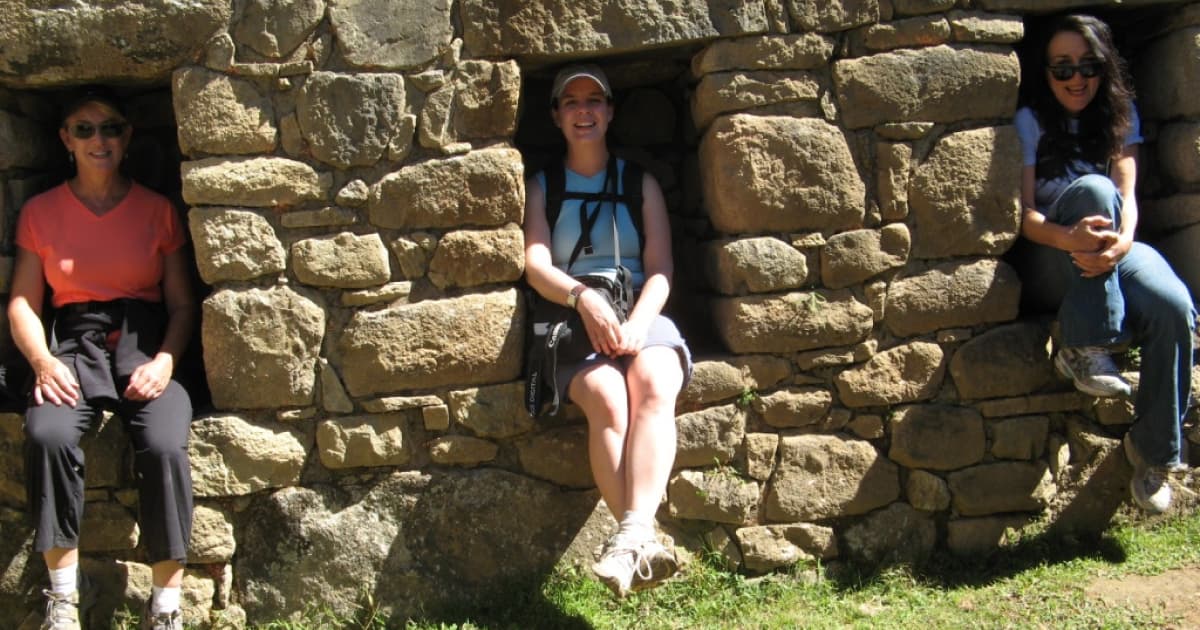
[1014,104,1143,212]
[536,159,646,288]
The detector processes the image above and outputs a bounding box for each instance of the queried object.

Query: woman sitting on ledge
[1011,15,1194,513]
[8,86,195,629]
[523,65,693,597]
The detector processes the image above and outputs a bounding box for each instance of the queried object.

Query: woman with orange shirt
[9,87,194,630]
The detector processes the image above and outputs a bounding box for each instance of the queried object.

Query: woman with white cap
[523,64,692,598]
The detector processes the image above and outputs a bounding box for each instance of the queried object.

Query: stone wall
[1,0,1199,626]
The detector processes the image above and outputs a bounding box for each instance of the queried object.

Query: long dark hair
[1027,14,1134,180]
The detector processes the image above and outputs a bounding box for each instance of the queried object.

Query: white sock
[619,510,656,542]
[49,563,77,596]
[151,585,181,615]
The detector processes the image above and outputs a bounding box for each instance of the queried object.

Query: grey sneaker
[1055,346,1132,398]
[38,590,80,630]
[1124,433,1172,514]
[140,601,183,630]
[592,534,678,598]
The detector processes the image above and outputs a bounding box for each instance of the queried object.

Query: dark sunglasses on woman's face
[67,121,127,139]
[1047,62,1102,81]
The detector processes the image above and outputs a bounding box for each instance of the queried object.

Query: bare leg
[151,560,183,588]
[569,362,631,518]
[623,346,683,514]
[44,547,78,571]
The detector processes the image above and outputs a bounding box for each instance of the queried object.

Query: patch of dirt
[1087,566,1200,628]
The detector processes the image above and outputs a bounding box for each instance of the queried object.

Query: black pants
[25,379,193,562]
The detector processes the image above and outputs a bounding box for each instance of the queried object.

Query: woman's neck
[564,147,609,178]
[69,171,130,215]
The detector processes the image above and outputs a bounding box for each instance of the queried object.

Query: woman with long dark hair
[523,65,692,597]
[1014,14,1194,512]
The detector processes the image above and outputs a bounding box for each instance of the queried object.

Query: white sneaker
[39,590,80,630]
[1124,433,1172,514]
[592,534,678,598]
[1055,346,1132,398]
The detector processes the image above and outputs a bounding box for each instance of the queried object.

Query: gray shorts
[556,314,693,405]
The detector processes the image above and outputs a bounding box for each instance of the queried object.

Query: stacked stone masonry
[1,0,1200,626]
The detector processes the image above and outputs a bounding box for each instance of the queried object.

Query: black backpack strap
[619,158,645,252]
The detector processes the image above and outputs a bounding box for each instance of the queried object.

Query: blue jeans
[1016,174,1195,466]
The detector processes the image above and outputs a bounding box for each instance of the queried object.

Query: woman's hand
[615,317,651,356]
[576,289,624,357]
[124,353,174,401]
[31,355,80,407]
[1072,231,1132,277]
[1062,215,1118,253]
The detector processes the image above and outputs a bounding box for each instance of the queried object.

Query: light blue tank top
[536,159,645,288]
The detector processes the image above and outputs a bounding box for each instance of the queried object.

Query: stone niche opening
[515,49,720,352]
[0,84,212,408]
[1016,5,1200,304]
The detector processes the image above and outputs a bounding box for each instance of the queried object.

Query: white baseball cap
[550,64,612,104]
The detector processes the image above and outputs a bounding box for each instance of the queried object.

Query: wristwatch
[566,284,587,309]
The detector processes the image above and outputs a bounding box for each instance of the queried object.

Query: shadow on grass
[826,525,1129,594]
[407,573,594,630]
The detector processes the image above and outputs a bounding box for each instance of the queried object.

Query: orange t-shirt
[15,182,185,308]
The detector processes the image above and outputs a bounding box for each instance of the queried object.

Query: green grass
[111,512,1200,629]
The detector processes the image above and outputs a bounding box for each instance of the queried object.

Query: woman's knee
[571,366,629,428]
[24,408,84,452]
[1058,174,1120,221]
[628,347,684,410]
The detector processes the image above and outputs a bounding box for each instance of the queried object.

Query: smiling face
[59,100,131,175]
[551,76,613,146]
[1045,30,1102,115]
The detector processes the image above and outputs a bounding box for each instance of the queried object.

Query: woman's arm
[617,173,672,355]
[523,176,623,356]
[1019,165,1116,254]
[1071,144,1138,277]
[8,247,79,406]
[123,248,194,400]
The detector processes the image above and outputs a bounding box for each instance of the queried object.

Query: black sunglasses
[67,121,127,139]
[1047,62,1102,81]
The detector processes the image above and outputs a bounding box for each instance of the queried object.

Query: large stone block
[991,416,1048,461]
[428,436,498,467]
[297,72,408,169]
[337,290,523,396]
[906,469,950,511]
[878,141,912,220]
[949,321,1055,400]
[678,356,792,407]
[79,502,138,552]
[675,404,746,468]
[1136,27,1200,119]
[706,237,809,295]
[203,286,326,409]
[1142,194,1200,238]
[182,157,330,208]
[843,502,935,568]
[234,0,325,58]
[0,110,53,169]
[189,416,308,497]
[947,11,1023,44]
[1154,221,1200,303]
[946,515,1030,556]
[714,289,873,353]
[692,70,823,130]
[855,16,951,53]
[752,387,832,428]
[765,434,899,521]
[668,469,760,525]
[909,126,1021,258]
[884,259,1020,336]
[888,404,984,470]
[820,225,909,289]
[517,426,592,488]
[691,34,835,75]
[188,208,285,284]
[736,523,837,572]
[317,414,412,469]
[423,61,521,148]
[172,67,277,156]
[832,45,1019,129]
[449,382,533,439]
[190,504,236,564]
[427,225,524,289]
[701,115,865,233]
[835,341,945,408]
[369,148,524,229]
[328,0,452,69]
[1158,122,1200,189]
[292,232,391,289]
[461,0,767,58]
[787,0,878,32]
[0,1,231,87]
[948,462,1053,516]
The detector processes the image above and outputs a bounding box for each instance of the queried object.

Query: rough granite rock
[835,341,945,408]
[188,208,286,283]
[888,404,985,470]
[328,0,453,69]
[189,416,308,497]
[765,434,899,521]
[173,67,277,156]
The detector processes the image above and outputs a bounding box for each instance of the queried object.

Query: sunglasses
[66,121,127,139]
[1047,62,1102,81]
